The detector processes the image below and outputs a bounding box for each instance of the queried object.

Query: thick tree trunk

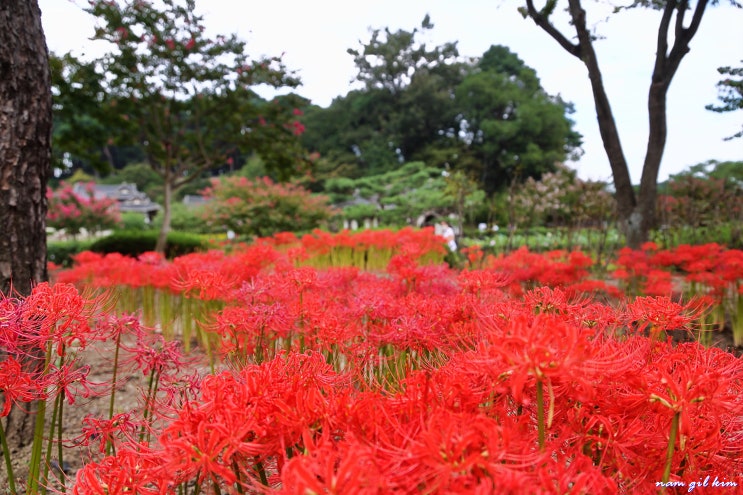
[0,0,52,451]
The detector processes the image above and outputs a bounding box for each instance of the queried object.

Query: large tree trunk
[0,0,52,451]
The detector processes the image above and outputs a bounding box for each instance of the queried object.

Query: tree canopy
[301,18,581,195]
[52,0,309,252]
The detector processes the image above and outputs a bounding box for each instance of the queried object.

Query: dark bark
[524,0,711,248]
[0,0,52,450]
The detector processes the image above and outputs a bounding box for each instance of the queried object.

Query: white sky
[39,0,743,184]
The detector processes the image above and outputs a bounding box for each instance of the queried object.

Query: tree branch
[524,0,581,57]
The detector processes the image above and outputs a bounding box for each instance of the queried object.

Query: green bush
[151,202,214,234]
[118,212,150,231]
[89,230,206,259]
[47,239,95,267]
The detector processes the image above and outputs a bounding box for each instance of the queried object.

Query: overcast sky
[39,0,743,184]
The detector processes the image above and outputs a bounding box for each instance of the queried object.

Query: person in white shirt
[439,220,457,252]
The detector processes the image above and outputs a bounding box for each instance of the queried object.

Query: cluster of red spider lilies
[3,228,743,494]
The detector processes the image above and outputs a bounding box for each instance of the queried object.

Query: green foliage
[706,61,743,140]
[302,22,580,195]
[327,162,457,226]
[118,212,149,231]
[657,161,743,247]
[201,176,337,238]
[152,202,213,234]
[89,230,205,259]
[47,239,95,268]
[54,0,309,252]
[455,47,581,193]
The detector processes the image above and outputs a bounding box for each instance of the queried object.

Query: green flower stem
[662,412,680,483]
[27,341,53,495]
[106,329,122,455]
[536,379,546,451]
[0,417,18,495]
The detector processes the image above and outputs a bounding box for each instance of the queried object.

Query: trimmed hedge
[89,230,206,259]
[47,239,95,267]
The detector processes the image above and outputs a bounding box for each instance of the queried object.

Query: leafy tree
[706,61,743,140]
[518,0,739,247]
[54,0,308,253]
[455,46,581,194]
[201,176,336,238]
[303,22,580,196]
[302,17,466,179]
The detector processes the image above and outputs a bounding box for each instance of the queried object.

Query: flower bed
[3,231,742,494]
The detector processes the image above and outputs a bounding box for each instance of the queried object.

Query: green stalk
[662,412,680,483]
[733,293,743,347]
[106,329,123,455]
[27,341,53,495]
[536,379,545,451]
[0,418,18,495]
[41,390,63,495]
[108,336,124,403]
[254,458,268,486]
[139,367,159,444]
[57,388,66,493]
[232,459,244,494]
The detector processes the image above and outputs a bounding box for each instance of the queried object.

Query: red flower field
[3,228,743,494]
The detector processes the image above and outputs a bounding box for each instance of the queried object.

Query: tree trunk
[524,0,712,248]
[0,0,52,451]
[155,178,172,254]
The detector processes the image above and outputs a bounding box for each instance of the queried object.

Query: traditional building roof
[72,182,161,214]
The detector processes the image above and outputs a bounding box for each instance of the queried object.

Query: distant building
[72,182,161,222]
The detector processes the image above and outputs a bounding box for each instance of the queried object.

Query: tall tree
[0,0,52,455]
[56,0,307,253]
[519,0,738,247]
[303,21,579,193]
[456,45,581,194]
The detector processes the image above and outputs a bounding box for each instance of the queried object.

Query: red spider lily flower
[0,292,25,353]
[48,362,100,406]
[122,334,185,377]
[457,269,512,299]
[211,303,292,360]
[641,269,674,296]
[278,429,387,495]
[625,296,708,337]
[0,356,48,416]
[79,412,142,454]
[18,282,108,356]
[71,446,170,495]
[612,341,743,481]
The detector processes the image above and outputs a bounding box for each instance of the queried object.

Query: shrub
[47,239,95,267]
[89,230,205,258]
[201,176,337,238]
